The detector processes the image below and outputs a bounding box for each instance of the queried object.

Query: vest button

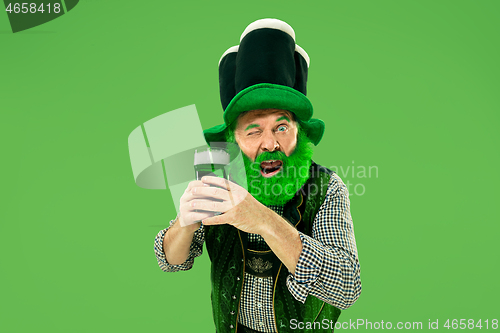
[232,295,237,300]
[230,311,235,315]
[229,324,234,329]
[236,277,240,281]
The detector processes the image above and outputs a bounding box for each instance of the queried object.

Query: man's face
[230,109,314,206]
[234,109,298,175]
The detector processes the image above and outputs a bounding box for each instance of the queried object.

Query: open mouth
[260,160,283,178]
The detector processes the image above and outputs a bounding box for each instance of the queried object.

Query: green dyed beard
[227,129,314,206]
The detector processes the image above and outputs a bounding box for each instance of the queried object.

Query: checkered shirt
[154,172,362,333]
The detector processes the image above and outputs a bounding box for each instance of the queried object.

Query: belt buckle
[245,250,276,278]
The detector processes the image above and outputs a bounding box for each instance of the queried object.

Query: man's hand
[163,179,220,265]
[193,176,273,236]
[178,180,219,229]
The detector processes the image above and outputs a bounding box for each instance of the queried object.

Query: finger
[185,180,208,192]
[182,210,218,223]
[198,176,241,206]
[191,186,232,202]
[190,199,234,213]
[202,214,228,226]
[182,187,214,204]
[201,176,239,191]
[181,182,211,203]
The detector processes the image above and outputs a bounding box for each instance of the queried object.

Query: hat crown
[240,18,296,42]
[218,18,310,111]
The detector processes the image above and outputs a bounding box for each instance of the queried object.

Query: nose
[260,131,280,153]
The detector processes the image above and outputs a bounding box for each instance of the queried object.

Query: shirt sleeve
[286,173,362,310]
[154,218,205,272]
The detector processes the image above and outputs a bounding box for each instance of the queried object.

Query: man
[154,19,361,333]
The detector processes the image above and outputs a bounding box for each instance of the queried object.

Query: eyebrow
[276,116,290,122]
[244,124,260,131]
[244,116,291,131]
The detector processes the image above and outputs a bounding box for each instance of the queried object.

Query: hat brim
[223,83,313,125]
[204,83,324,145]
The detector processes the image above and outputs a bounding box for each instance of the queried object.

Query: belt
[237,323,267,333]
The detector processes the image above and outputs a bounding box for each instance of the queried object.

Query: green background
[1,0,499,332]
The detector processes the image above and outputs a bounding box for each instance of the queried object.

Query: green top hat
[203,18,325,145]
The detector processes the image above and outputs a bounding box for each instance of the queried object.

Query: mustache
[254,151,287,163]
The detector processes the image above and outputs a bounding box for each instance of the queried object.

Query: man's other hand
[197,176,274,236]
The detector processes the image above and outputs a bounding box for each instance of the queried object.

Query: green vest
[205,162,341,333]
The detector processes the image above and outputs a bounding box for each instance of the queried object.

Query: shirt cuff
[154,220,198,272]
[286,232,325,303]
